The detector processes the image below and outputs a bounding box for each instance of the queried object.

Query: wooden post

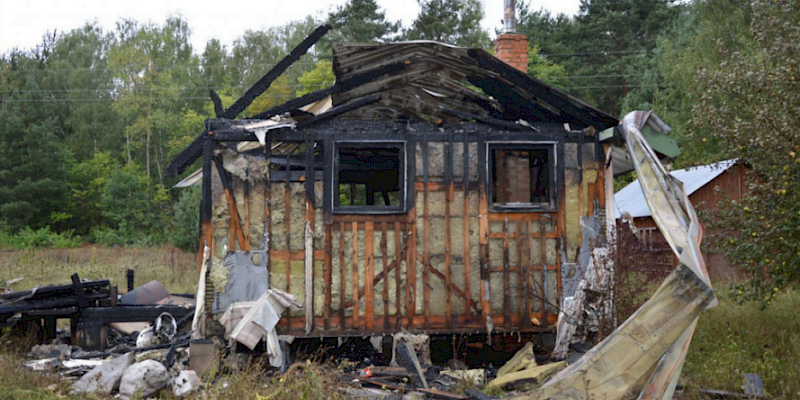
[324,222,332,331]
[352,221,360,330]
[365,221,375,331]
[304,220,313,334]
[422,135,431,329]
[381,222,390,329]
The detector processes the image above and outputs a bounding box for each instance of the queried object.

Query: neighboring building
[614,159,749,280]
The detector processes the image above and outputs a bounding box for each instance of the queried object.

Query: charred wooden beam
[167,133,205,175]
[467,48,618,130]
[442,108,529,131]
[251,62,406,120]
[220,25,331,119]
[295,93,382,129]
[210,90,224,117]
[214,156,249,250]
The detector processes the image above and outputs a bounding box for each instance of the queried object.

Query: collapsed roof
[321,41,618,128]
[168,26,618,177]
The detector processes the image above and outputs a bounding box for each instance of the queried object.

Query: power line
[539,49,654,57]
[0,73,656,95]
[0,61,322,74]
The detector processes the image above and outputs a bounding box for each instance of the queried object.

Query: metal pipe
[504,0,516,33]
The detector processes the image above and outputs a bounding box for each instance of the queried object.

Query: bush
[170,185,200,253]
[0,227,81,249]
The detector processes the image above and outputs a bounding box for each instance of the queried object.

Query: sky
[0,0,580,54]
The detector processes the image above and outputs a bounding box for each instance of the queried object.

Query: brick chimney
[494,0,528,73]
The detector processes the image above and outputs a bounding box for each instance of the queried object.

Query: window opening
[490,144,555,211]
[334,144,405,212]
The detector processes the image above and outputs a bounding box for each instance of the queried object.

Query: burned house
[168,25,638,341]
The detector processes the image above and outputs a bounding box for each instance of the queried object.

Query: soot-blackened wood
[339,223,346,329]
[197,135,215,271]
[252,62,405,120]
[466,49,617,130]
[539,217,547,321]
[381,222,390,330]
[516,221,526,328]
[424,263,480,314]
[285,153,292,294]
[442,108,528,131]
[304,137,315,204]
[365,221,374,331]
[462,131,471,321]
[503,217,511,329]
[477,132,491,329]
[168,133,204,176]
[422,133,430,329]
[264,135,272,253]
[71,274,89,310]
[324,223,333,331]
[210,90,223,117]
[406,206,416,328]
[243,181,251,242]
[214,157,248,251]
[295,93,381,130]
[351,221,360,330]
[343,253,400,309]
[394,223,402,329]
[445,133,453,328]
[220,25,331,119]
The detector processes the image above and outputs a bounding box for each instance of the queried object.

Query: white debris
[119,360,169,400]
[136,326,156,348]
[70,352,135,396]
[172,370,201,398]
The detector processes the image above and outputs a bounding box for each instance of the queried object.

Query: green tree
[40,23,121,161]
[227,17,321,114]
[170,185,200,252]
[296,60,335,96]
[0,75,69,232]
[101,162,170,244]
[515,0,685,117]
[691,0,800,304]
[644,0,753,167]
[199,38,229,92]
[318,0,401,57]
[66,151,118,235]
[109,16,198,186]
[527,45,567,87]
[403,0,491,48]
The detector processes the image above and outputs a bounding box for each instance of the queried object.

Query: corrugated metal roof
[614,159,738,218]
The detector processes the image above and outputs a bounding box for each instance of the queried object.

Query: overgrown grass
[0,330,83,400]
[0,246,198,294]
[681,289,800,399]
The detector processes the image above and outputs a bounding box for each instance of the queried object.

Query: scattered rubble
[70,352,135,396]
[119,359,170,399]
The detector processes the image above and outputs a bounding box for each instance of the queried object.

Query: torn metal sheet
[535,111,716,400]
[523,265,713,400]
[210,250,269,315]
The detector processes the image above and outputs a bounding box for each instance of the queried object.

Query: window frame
[486,141,558,212]
[330,140,408,214]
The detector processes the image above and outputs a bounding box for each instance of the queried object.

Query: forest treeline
[1,0,798,299]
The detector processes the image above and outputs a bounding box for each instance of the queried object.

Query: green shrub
[0,227,80,249]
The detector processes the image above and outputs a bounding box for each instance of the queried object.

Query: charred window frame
[487,142,557,212]
[331,141,407,214]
